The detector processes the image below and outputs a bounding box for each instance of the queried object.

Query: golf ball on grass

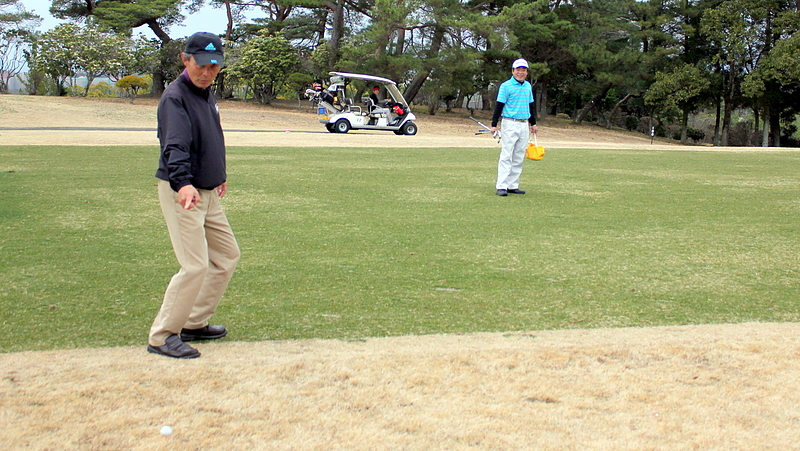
[160,425,173,436]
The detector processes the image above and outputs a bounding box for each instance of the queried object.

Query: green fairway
[1,144,799,352]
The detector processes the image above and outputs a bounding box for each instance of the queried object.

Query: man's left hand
[216,181,227,198]
[530,125,538,134]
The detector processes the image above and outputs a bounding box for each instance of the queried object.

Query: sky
[23,0,235,39]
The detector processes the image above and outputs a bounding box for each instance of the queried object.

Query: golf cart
[305,71,418,135]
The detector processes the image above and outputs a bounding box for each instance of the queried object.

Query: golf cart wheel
[325,124,336,133]
[401,121,418,136]
[334,119,351,133]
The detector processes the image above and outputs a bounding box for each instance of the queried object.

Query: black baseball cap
[184,32,224,66]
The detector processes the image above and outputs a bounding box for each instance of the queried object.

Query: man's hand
[178,185,200,210]
[530,124,538,134]
[215,181,227,198]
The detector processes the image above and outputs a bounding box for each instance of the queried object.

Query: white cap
[512,58,529,69]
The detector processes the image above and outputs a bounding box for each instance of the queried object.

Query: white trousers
[496,118,529,190]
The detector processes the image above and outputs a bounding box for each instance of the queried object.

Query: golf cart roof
[329,71,397,86]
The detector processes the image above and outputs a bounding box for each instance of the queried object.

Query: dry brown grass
[3,324,800,450]
[2,96,800,450]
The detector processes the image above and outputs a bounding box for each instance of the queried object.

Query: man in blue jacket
[148,32,240,359]
[491,58,538,196]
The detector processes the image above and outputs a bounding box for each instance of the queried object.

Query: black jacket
[155,73,226,191]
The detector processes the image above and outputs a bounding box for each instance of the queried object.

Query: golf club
[469,117,500,142]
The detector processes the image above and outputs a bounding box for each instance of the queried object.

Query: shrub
[729,121,754,146]
[686,127,705,143]
[66,85,84,96]
[87,81,117,98]
[624,115,639,131]
[116,75,149,104]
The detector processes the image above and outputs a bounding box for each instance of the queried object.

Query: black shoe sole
[180,331,227,342]
[147,345,201,359]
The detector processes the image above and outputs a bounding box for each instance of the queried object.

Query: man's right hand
[178,185,200,210]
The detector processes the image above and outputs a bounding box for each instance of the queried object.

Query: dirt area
[0,94,697,150]
[2,95,799,450]
[2,323,799,450]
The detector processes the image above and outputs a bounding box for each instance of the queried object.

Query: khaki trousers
[149,180,241,346]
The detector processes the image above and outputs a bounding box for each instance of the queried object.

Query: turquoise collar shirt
[497,77,534,120]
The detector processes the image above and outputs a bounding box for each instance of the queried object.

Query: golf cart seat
[364,98,383,116]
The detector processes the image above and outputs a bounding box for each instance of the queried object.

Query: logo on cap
[205,43,217,51]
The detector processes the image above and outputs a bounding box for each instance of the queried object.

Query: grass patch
[2,145,800,352]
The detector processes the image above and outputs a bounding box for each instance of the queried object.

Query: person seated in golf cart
[368,85,406,121]
[369,86,380,107]
[369,86,391,108]
[365,86,392,124]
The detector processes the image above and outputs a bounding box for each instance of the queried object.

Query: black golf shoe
[147,334,201,359]
[180,324,228,342]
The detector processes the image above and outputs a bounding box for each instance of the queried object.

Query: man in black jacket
[148,32,240,359]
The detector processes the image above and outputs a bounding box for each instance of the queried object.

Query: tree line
[2,0,799,146]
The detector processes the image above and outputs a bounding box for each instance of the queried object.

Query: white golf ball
[160,425,173,436]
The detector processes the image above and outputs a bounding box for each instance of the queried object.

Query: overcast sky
[24,0,235,39]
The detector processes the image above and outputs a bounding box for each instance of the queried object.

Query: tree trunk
[146,18,172,43]
[53,74,65,96]
[403,24,445,104]
[223,0,233,41]
[753,108,760,146]
[721,98,731,146]
[535,81,547,122]
[761,106,770,147]
[720,68,737,146]
[680,108,689,144]
[606,93,633,129]
[152,68,166,97]
[573,83,612,125]
[394,28,406,56]
[327,0,345,70]
[428,95,439,115]
[712,97,721,146]
[770,109,781,147]
[83,74,96,97]
[147,19,172,97]
[482,87,491,111]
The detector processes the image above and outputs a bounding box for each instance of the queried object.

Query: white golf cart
[305,71,418,135]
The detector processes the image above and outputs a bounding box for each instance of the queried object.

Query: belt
[502,117,528,123]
